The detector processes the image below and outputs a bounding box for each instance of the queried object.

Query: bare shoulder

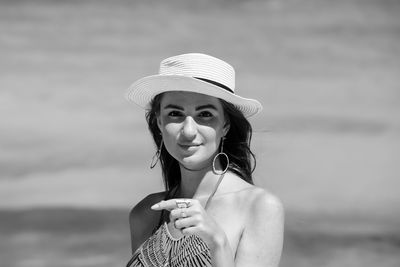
[249,186,283,209]
[240,186,284,222]
[218,173,284,218]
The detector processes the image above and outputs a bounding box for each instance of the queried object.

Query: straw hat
[126,53,262,117]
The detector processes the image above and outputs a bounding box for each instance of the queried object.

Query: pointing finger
[151,198,192,211]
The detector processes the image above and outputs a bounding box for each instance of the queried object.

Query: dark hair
[146,93,256,191]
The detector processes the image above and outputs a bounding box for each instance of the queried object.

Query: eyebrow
[163,104,218,111]
[163,104,184,110]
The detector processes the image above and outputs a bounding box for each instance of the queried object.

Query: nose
[181,116,197,140]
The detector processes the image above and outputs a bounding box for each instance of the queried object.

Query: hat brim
[126,75,262,118]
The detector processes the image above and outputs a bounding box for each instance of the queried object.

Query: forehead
[159,91,223,109]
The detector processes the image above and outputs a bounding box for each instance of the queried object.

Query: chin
[180,156,211,170]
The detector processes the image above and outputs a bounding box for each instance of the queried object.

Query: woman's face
[157,91,229,170]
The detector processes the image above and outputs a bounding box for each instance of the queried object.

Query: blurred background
[1,0,399,266]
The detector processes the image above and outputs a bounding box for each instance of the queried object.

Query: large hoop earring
[212,137,229,175]
[150,141,163,169]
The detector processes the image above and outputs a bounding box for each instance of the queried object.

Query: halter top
[126,174,225,267]
[126,222,211,267]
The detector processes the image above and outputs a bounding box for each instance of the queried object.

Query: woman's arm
[208,231,235,267]
[234,190,284,267]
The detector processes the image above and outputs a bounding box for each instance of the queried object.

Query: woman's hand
[151,198,227,250]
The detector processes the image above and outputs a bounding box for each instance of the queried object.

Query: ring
[180,211,187,218]
[176,199,191,209]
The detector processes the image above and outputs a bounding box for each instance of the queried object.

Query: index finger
[151,199,191,211]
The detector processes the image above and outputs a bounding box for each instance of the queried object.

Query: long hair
[146,93,256,191]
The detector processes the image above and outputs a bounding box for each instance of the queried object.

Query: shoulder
[221,173,283,214]
[244,186,284,221]
[218,173,284,217]
[129,191,167,222]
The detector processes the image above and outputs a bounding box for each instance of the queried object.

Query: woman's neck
[178,161,223,199]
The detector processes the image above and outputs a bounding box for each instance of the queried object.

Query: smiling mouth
[179,143,201,149]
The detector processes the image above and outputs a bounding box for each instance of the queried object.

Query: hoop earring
[150,141,163,169]
[212,137,229,175]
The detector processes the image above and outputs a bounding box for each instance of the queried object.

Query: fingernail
[151,204,160,210]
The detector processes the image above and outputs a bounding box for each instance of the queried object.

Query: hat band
[195,77,234,94]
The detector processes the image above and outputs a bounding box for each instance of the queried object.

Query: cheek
[200,128,222,148]
[160,124,181,153]
[158,115,175,133]
[163,123,180,136]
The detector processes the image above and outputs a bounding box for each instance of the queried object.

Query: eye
[168,110,183,117]
[198,111,214,118]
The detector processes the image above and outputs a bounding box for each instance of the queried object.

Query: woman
[125,53,284,267]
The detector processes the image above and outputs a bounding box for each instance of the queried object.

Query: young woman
[125,53,284,267]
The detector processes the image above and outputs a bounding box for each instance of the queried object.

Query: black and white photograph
[1,0,399,266]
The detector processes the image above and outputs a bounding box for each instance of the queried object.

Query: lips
[178,143,201,149]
